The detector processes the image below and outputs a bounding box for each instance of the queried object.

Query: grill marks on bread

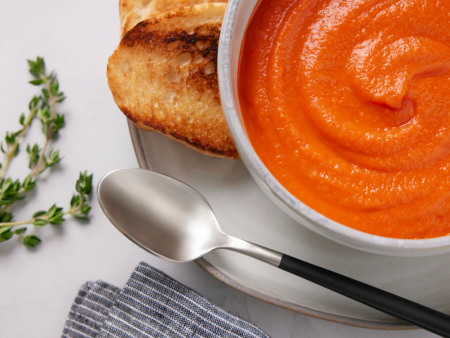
[108,4,238,159]
[122,22,220,98]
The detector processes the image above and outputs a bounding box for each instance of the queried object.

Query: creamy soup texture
[239,0,450,238]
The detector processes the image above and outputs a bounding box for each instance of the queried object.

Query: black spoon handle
[279,254,450,337]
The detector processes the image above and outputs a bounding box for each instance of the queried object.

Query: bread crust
[119,0,228,38]
[108,3,238,159]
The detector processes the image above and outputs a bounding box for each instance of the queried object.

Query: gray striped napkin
[62,262,270,338]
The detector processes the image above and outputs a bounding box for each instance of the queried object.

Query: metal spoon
[98,168,450,337]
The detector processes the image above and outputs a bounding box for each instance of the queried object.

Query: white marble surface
[0,1,439,337]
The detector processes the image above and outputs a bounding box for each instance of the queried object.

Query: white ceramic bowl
[217,0,450,257]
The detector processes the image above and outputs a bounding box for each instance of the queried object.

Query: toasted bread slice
[108,3,238,159]
[119,0,228,38]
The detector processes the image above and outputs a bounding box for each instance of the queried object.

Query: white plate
[128,121,450,330]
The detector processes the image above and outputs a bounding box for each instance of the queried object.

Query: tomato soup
[238,0,450,239]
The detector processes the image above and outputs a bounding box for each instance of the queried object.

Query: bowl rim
[217,0,450,253]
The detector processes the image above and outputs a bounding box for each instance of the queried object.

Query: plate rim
[127,120,417,330]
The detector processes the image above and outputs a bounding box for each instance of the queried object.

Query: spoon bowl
[97,168,228,262]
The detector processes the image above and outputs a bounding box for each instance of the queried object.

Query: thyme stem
[31,138,49,177]
[0,220,35,227]
[0,110,36,179]
[31,74,56,176]
[66,194,84,215]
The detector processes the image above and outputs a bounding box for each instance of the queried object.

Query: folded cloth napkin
[62,262,270,338]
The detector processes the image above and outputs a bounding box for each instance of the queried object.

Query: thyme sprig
[0,97,39,178]
[28,57,65,177]
[0,57,92,249]
[0,172,93,248]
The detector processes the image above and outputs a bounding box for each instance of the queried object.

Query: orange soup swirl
[239,0,450,238]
